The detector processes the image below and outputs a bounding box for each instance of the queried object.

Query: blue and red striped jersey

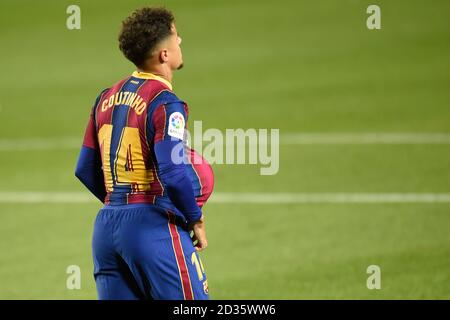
[79,71,214,217]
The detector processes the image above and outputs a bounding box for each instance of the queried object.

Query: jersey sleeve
[75,96,107,203]
[81,107,99,149]
[151,102,202,223]
[152,102,188,144]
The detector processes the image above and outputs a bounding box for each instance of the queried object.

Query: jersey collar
[132,71,173,90]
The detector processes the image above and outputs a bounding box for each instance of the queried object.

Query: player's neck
[139,65,173,84]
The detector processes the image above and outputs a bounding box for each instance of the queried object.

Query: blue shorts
[92,204,209,300]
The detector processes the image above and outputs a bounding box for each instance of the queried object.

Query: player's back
[93,71,181,209]
[84,70,214,217]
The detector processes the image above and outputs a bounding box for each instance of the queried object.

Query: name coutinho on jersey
[101,91,147,115]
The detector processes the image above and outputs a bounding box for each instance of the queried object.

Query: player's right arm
[75,104,106,203]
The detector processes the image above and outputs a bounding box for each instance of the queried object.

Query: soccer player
[75,7,213,300]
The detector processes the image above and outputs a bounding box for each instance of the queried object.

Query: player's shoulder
[97,74,132,98]
[99,74,130,95]
[91,74,130,111]
[91,87,110,114]
[96,87,110,101]
[148,89,186,115]
[154,90,183,106]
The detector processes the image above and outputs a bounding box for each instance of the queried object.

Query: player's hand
[189,215,208,252]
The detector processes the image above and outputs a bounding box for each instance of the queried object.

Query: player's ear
[159,49,169,63]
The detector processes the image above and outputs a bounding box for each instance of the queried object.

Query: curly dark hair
[118,7,174,68]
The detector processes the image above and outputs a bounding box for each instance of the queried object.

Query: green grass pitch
[0,0,449,299]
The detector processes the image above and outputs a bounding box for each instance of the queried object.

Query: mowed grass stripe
[1,192,450,204]
[1,133,450,151]
[281,133,450,145]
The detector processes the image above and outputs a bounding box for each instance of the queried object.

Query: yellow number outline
[191,252,205,281]
[98,124,153,192]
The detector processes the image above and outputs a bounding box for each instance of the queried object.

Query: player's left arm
[152,102,203,223]
[75,105,106,203]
